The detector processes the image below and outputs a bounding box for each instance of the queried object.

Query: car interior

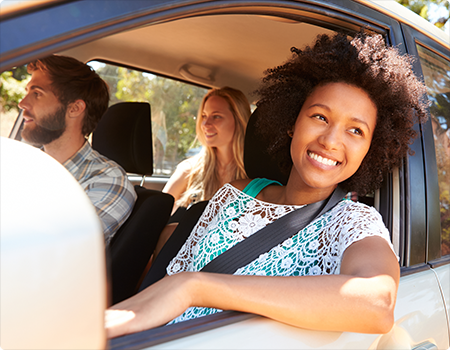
[60,13,379,305]
[60,15,338,107]
[1,1,449,349]
[92,102,174,304]
[3,6,388,311]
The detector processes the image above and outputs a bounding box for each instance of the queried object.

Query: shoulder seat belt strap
[201,186,347,274]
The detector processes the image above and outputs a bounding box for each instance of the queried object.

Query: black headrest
[92,102,153,176]
[244,108,289,185]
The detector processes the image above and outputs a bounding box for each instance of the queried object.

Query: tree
[397,0,449,29]
[96,64,207,174]
[0,67,30,137]
[0,66,29,112]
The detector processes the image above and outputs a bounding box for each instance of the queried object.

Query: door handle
[412,341,438,350]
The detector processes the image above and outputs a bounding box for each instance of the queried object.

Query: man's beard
[21,105,67,146]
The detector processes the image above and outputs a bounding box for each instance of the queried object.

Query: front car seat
[92,101,174,305]
[139,107,287,290]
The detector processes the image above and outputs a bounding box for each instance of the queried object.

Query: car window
[0,65,30,138]
[416,45,450,256]
[89,61,208,177]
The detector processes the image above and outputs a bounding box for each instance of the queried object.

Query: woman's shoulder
[176,157,196,172]
[329,199,386,228]
[328,199,396,259]
[229,178,253,191]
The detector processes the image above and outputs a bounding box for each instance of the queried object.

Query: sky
[428,1,450,33]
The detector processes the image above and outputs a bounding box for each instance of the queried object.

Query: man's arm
[86,167,137,245]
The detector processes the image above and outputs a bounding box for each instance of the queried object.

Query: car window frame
[99,1,407,348]
[87,59,209,181]
[401,23,450,265]
[3,0,446,347]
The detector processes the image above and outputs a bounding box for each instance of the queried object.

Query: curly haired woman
[106,32,429,337]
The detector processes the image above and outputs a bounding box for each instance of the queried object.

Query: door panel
[433,264,450,338]
[141,271,447,349]
[371,269,448,350]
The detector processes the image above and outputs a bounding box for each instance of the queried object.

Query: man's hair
[27,55,109,136]
[255,32,429,196]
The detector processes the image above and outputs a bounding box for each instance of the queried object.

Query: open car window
[89,61,208,178]
[416,45,450,257]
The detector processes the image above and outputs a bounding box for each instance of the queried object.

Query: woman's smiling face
[289,82,377,195]
[200,95,236,150]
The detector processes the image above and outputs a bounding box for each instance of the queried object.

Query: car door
[1,1,449,349]
[107,2,450,348]
[401,20,450,347]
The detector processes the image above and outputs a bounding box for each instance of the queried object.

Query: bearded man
[19,55,137,245]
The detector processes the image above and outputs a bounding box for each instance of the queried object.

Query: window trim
[401,23,450,261]
[108,311,255,350]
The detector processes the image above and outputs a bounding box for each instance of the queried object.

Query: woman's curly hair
[255,32,429,196]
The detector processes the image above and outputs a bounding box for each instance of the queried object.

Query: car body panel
[0,1,449,349]
[0,137,107,349]
[433,263,450,338]
[114,269,448,350]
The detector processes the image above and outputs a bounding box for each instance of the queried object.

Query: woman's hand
[105,272,198,338]
[106,236,399,338]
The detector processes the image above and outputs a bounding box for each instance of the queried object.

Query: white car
[1,0,449,349]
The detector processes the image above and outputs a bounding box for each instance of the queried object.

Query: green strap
[242,178,282,198]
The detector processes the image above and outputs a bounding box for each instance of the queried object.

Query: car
[0,0,449,349]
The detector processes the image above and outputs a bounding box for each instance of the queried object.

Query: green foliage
[396,0,449,29]
[0,70,30,112]
[431,94,450,254]
[96,64,207,173]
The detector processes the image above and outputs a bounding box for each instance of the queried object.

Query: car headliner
[60,15,335,100]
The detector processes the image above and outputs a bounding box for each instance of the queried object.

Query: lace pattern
[167,183,395,324]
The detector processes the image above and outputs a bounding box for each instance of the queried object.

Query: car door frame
[1,0,448,348]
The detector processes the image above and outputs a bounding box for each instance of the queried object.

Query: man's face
[18,69,67,146]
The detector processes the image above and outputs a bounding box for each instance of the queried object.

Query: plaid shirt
[63,142,137,245]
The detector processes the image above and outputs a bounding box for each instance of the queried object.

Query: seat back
[93,102,153,176]
[244,107,289,185]
[139,107,286,290]
[92,102,173,304]
[139,200,209,291]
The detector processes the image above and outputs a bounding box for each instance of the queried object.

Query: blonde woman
[154,87,251,255]
[164,86,251,214]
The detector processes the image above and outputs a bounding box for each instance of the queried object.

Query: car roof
[58,0,448,98]
[1,0,448,100]
[361,0,448,45]
[0,0,59,17]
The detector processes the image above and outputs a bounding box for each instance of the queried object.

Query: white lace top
[167,182,395,324]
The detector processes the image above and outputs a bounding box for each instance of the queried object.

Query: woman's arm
[106,236,399,338]
[162,159,193,214]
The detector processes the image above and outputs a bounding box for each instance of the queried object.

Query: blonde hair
[177,87,251,207]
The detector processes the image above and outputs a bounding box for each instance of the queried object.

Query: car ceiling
[60,14,335,101]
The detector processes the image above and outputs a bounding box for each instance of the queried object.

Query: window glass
[0,65,30,137]
[90,61,208,176]
[416,45,450,256]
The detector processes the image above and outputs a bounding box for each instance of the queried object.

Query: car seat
[139,107,287,290]
[92,101,174,305]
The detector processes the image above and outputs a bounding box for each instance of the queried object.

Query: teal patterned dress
[167,178,395,324]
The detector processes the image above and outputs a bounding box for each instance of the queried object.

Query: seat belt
[139,200,209,291]
[139,186,346,291]
[201,186,347,274]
